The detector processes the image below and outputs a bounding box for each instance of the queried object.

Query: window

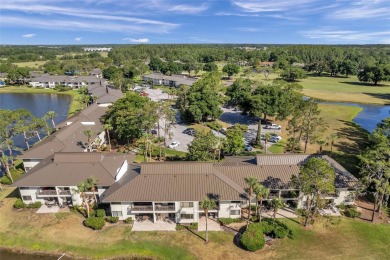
[20,187,29,190]
[230,210,240,216]
[180,202,193,208]
[112,211,123,217]
[22,196,32,201]
[180,214,193,219]
[231,201,241,204]
[111,202,121,205]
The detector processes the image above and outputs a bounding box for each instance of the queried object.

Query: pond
[320,101,390,132]
[0,250,72,260]
[0,93,71,149]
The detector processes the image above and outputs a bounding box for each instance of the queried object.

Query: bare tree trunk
[35,131,41,141]
[23,131,30,150]
[255,119,262,145]
[259,198,263,222]
[106,130,112,152]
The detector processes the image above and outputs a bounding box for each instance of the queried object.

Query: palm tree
[327,133,339,153]
[254,184,270,222]
[244,176,258,227]
[199,197,216,243]
[270,198,283,219]
[86,176,99,205]
[76,181,90,218]
[264,132,272,154]
[30,117,46,141]
[316,139,328,154]
[83,129,94,148]
[45,111,57,129]
[104,124,113,152]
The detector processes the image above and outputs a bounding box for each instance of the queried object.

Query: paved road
[144,87,281,152]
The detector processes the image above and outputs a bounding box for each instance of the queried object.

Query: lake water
[0,249,72,260]
[320,101,390,132]
[0,93,71,149]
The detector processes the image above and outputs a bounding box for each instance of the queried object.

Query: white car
[168,141,180,148]
[264,123,281,130]
[269,134,282,143]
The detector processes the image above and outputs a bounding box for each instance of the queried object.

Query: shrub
[343,207,361,218]
[240,223,266,251]
[189,222,198,231]
[124,217,133,224]
[219,218,243,225]
[0,176,12,185]
[274,226,289,238]
[260,218,292,239]
[26,201,42,208]
[14,198,26,209]
[176,224,186,231]
[96,209,106,218]
[205,121,222,131]
[106,216,119,223]
[84,217,105,230]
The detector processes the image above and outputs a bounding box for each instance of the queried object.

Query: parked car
[244,144,253,151]
[264,123,281,130]
[168,141,180,148]
[269,134,282,143]
[183,128,197,136]
[151,129,157,135]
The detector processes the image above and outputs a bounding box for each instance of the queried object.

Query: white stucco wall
[219,201,241,218]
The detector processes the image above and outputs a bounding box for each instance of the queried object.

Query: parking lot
[144,87,281,153]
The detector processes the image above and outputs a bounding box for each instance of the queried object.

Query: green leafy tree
[83,129,94,147]
[203,62,218,72]
[358,64,390,85]
[101,92,157,144]
[240,223,266,251]
[222,63,240,78]
[187,130,217,161]
[179,72,223,123]
[199,197,217,243]
[225,78,252,111]
[225,124,245,155]
[293,158,336,226]
[280,66,307,81]
[359,143,390,220]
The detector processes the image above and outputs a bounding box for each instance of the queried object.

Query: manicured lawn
[13,61,47,68]
[0,86,83,116]
[268,140,285,154]
[299,75,390,104]
[1,193,389,259]
[274,218,390,259]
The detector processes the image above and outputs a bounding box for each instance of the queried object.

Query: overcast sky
[0,0,389,45]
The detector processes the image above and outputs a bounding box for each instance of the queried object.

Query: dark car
[183,128,197,136]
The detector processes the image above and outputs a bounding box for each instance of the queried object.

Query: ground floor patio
[198,216,221,231]
[132,219,176,231]
[36,204,71,214]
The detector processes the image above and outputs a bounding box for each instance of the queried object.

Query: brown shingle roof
[13,152,134,187]
[103,155,358,203]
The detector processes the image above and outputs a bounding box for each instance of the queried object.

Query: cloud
[168,3,209,14]
[231,0,315,12]
[22,33,36,38]
[234,27,263,32]
[74,37,82,41]
[301,27,390,42]
[328,1,390,19]
[123,38,149,43]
